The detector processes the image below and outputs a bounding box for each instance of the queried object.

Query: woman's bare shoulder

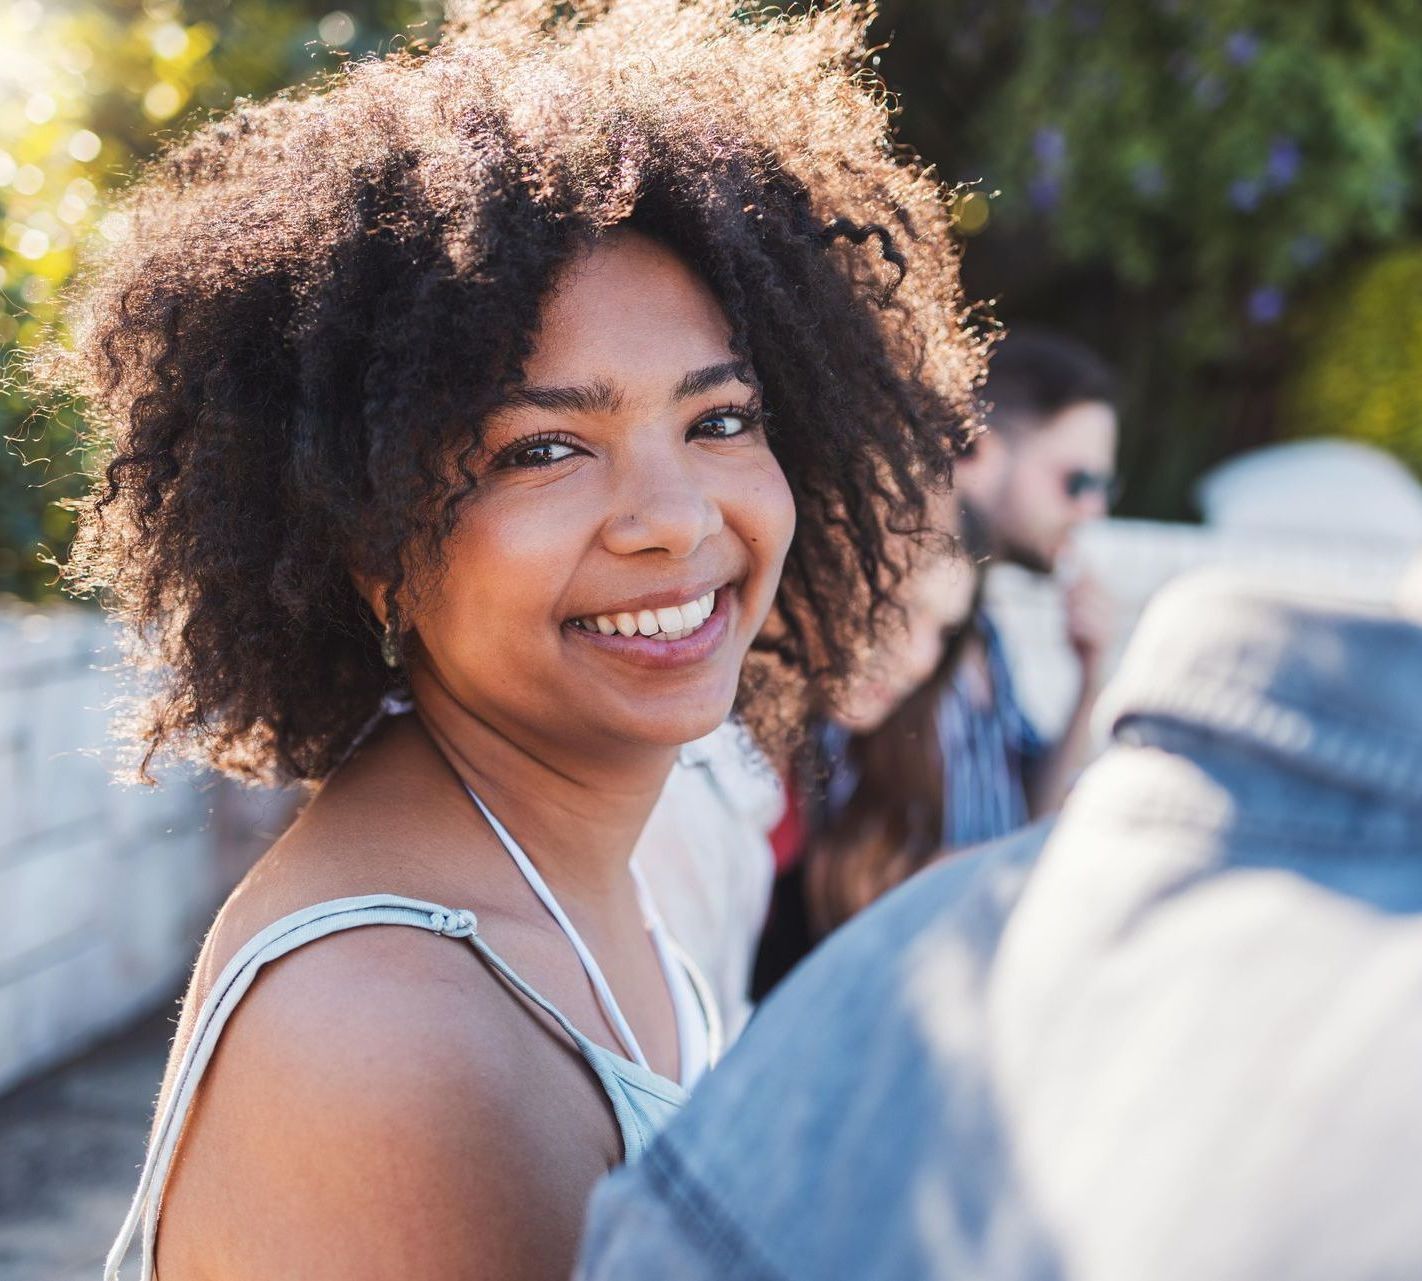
[191,717,495,989]
[159,913,617,1280]
[152,723,618,1277]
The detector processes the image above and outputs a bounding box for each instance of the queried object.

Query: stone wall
[0,606,288,1097]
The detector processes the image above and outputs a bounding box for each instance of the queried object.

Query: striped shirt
[937,612,1047,849]
[751,613,1046,996]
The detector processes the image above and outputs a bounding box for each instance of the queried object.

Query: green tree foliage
[6,0,1422,596]
[0,0,435,600]
[1287,246,1422,476]
[876,0,1422,514]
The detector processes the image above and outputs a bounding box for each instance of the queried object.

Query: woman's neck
[406,665,677,905]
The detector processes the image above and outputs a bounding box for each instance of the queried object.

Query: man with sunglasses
[944,328,1120,844]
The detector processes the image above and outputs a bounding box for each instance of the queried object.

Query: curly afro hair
[40,0,985,785]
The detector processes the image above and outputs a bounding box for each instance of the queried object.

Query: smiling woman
[31,1,984,1277]
[412,232,794,761]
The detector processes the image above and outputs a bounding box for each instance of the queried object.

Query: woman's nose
[600,463,724,559]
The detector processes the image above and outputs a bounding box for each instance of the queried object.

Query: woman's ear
[351,573,417,671]
[350,571,390,627]
[352,574,409,670]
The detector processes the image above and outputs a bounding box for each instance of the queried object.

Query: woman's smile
[563,582,735,670]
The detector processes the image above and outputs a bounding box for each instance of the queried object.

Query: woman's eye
[507,439,577,468]
[693,411,752,439]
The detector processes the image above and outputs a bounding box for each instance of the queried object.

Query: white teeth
[578,591,721,641]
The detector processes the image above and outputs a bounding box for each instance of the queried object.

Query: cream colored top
[634,722,783,1039]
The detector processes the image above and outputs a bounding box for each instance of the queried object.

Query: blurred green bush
[877,0,1422,515]
[1286,246,1422,476]
[0,0,433,601]
[5,0,1422,600]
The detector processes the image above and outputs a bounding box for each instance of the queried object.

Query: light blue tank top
[105,790,720,1280]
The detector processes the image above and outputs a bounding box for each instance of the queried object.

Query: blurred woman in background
[755,523,979,994]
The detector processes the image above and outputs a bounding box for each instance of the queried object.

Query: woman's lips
[563,585,734,670]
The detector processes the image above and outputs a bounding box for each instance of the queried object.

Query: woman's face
[408,230,795,759]
[833,551,977,735]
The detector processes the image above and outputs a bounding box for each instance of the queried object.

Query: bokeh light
[318,10,358,46]
[142,81,184,120]
[953,190,991,235]
[0,0,436,600]
[67,129,101,162]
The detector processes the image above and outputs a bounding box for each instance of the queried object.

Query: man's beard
[960,499,1056,576]
[999,535,1056,576]
[956,499,995,563]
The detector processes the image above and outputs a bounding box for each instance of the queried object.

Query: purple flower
[1266,137,1301,187]
[1028,174,1062,211]
[1072,2,1103,31]
[1034,127,1068,170]
[1193,73,1225,109]
[1225,30,1260,66]
[1130,161,1166,197]
[1229,177,1262,212]
[1247,286,1285,325]
[1288,234,1325,269]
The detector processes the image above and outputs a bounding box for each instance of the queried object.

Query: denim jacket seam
[640,1137,791,1281]
[1070,775,1420,850]
[1116,684,1422,806]
[1164,671,1419,750]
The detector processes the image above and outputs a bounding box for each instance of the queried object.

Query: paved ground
[0,1006,173,1280]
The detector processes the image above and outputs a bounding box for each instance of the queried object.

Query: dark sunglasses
[1064,469,1121,504]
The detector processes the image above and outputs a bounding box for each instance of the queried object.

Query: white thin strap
[464,785,652,1071]
[335,690,416,769]
[662,929,724,1075]
[631,860,714,1088]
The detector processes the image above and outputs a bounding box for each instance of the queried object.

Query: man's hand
[1027,570,1115,819]
[1064,572,1114,689]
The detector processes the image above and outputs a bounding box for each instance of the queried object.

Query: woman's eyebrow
[506,379,622,415]
[673,361,752,402]
[504,362,751,416]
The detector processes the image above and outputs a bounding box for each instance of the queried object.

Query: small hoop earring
[380,614,402,669]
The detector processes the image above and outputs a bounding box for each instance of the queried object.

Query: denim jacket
[577,572,1422,1281]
